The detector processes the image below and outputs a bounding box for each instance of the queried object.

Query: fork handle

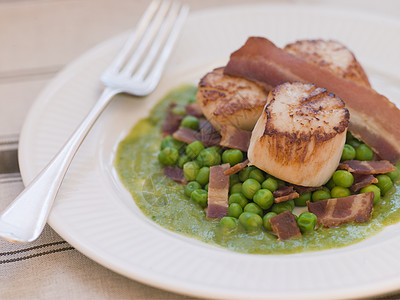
[0,87,119,242]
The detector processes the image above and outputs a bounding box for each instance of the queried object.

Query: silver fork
[0,0,189,243]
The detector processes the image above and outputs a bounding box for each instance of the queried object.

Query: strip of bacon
[199,119,222,146]
[224,37,400,163]
[292,185,322,195]
[274,192,300,203]
[350,174,378,192]
[307,192,374,227]
[224,159,249,176]
[206,163,230,220]
[185,102,204,117]
[339,160,395,175]
[163,166,187,184]
[172,127,201,144]
[162,103,183,136]
[273,185,294,197]
[270,211,301,240]
[272,185,299,203]
[220,125,251,152]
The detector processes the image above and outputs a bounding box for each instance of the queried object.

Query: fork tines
[102,0,189,95]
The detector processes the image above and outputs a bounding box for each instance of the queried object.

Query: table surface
[1,0,400,299]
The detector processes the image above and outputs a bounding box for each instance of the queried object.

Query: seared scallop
[248,82,350,187]
[196,67,269,131]
[284,39,370,87]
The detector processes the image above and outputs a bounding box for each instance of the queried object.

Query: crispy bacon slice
[220,125,251,152]
[274,192,300,203]
[272,186,299,203]
[185,102,203,117]
[162,103,183,136]
[224,37,400,163]
[273,185,294,197]
[270,211,301,240]
[350,174,378,192]
[224,159,249,176]
[307,192,374,227]
[172,127,201,144]
[172,126,221,147]
[292,185,322,195]
[206,163,230,220]
[338,160,395,175]
[199,119,222,146]
[163,166,187,184]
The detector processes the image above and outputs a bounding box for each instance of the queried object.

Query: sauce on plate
[115,85,400,254]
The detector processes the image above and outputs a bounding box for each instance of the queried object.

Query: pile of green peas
[219,165,320,235]
[337,132,400,204]
[158,109,399,238]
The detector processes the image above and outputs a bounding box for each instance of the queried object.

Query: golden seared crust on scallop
[196,67,269,131]
[284,39,371,87]
[248,82,349,187]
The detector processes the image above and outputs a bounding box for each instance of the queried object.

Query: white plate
[19,4,400,300]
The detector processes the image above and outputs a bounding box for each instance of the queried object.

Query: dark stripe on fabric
[0,173,22,183]
[0,247,74,264]
[0,149,19,174]
[0,241,69,256]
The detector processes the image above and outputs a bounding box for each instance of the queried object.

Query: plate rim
[18,3,400,300]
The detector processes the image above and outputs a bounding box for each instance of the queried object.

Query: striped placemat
[0,133,193,299]
[0,134,74,265]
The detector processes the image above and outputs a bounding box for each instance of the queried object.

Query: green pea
[330,186,351,198]
[253,189,274,210]
[332,170,354,188]
[184,181,202,197]
[238,166,256,182]
[270,202,293,214]
[348,139,361,149]
[275,178,286,187]
[187,96,197,104]
[190,189,208,208]
[219,217,238,235]
[312,190,331,202]
[249,169,265,183]
[171,105,187,116]
[341,144,356,161]
[183,161,200,181]
[186,141,204,159]
[294,192,311,207]
[177,155,190,168]
[241,178,261,199]
[346,131,356,143]
[160,136,184,150]
[204,183,209,191]
[222,149,243,166]
[181,115,199,130]
[386,166,400,182]
[355,144,374,161]
[229,174,240,187]
[196,166,210,186]
[208,145,223,154]
[228,203,243,218]
[297,212,317,233]
[238,212,263,232]
[230,182,243,194]
[286,199,295,210]
[376,174,393,195]
[261,177,278,192]
[196,148,221,167]
[228,193,248,208]
[158,147,179,166]
[325,177,336,190]
[360,184,381,204]
[263,212,277,231]
[244,203,263,217]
